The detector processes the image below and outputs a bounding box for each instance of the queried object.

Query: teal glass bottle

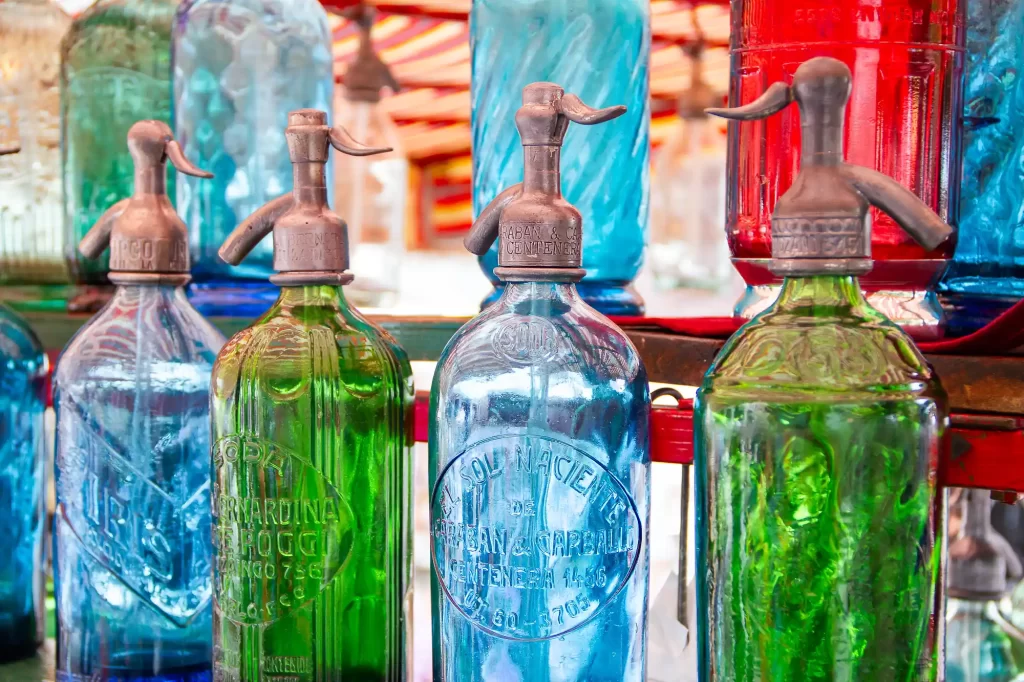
[172,0,334,317]
[696,59,953,682]
[0,301,46,663]
[431,83,650,682]
[470,0,650,315]
[53,121,222,680]
[210,110,413,680]
[0,138,48,665]
[61,0,175,285]
[939,0,1024,333]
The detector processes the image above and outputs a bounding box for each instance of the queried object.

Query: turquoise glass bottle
[61,0,176,286]
[210,110,413,680]
[431,83,650,681]
[695,59,953,682]
[0,301,46,663]
[940,0,1024,333]
[470,0,650,315]
[54,121,223,680]
[172,0,334,317]
[0,142,48,662]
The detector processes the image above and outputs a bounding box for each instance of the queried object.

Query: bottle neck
[773,275,869,316]
[500,280,579,308]
[293,162,329,206]
[522,145,561,197]
[275,284,349,310]
[109,283,188,309]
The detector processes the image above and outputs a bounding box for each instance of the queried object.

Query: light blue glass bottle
[939,0,1024,333]
[0,295,48,662]
[53,121,224,681]
[172,0,334,317]
[430,84,650,682]
[470,0,650,315]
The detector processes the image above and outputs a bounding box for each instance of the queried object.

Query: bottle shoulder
[56,295,223,388]
[63,0,174,66]
[0,305,46,374]
[434,301,647,402]
[212,305,412,397]
[701,310,944,403]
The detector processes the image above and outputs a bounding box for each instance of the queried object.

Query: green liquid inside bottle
[211,285,413,681]
[695,276,947,682]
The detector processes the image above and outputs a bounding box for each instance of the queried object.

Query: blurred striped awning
[328,0,730,163]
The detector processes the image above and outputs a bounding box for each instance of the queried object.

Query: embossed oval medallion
[491,316,560,365]
[431,434,642,641]
[213,435,354,625]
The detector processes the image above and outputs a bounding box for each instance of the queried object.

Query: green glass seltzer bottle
[695,57,954,682]
[210,109,413,682]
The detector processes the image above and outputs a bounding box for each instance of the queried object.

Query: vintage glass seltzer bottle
[211,109,413,681]
[946,489,1022,682]
[0,0,71,290]
[695,58,953,682]
[334,6,407,309]
[61,0,176,288]
[173,0,334,317]
[54,121,223,680]
[471,0,651,315]
[0,143,49,663]
[940,0,1024,333]
[431,83,651,682]
[727,0,964,334]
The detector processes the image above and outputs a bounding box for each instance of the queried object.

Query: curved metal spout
[218,194,293,265]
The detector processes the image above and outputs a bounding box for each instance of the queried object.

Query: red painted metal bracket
[413,393,1024,493]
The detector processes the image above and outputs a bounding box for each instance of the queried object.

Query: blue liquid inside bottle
[430,281,651,681]
[0,304,46,663]
[470,0,651,315]
[172,0,334,318]
[940,0,1024,333]
[54,285,225,679]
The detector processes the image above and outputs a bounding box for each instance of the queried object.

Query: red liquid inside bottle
[728,0,965,295]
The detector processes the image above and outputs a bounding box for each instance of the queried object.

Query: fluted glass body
[650,116,729,291]
[333,95,408,309]
[0,0,70,284]
[0,305,47,662]
[173,0,334,316]
[939,0,1024,328]
[60,0,176,284]
[430,281,651,682]
[53,285,225,680]
[695,276,947,682]
[947,598,1019,682]
[210,285,413,681]
[470,0,650,315]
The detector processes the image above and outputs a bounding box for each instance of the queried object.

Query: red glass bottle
[728,0,965,335]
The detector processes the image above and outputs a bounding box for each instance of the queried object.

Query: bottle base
[188,281,280,318]
[939,292,1020,337]
[735,284,946,340]
[482,280,645,316]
